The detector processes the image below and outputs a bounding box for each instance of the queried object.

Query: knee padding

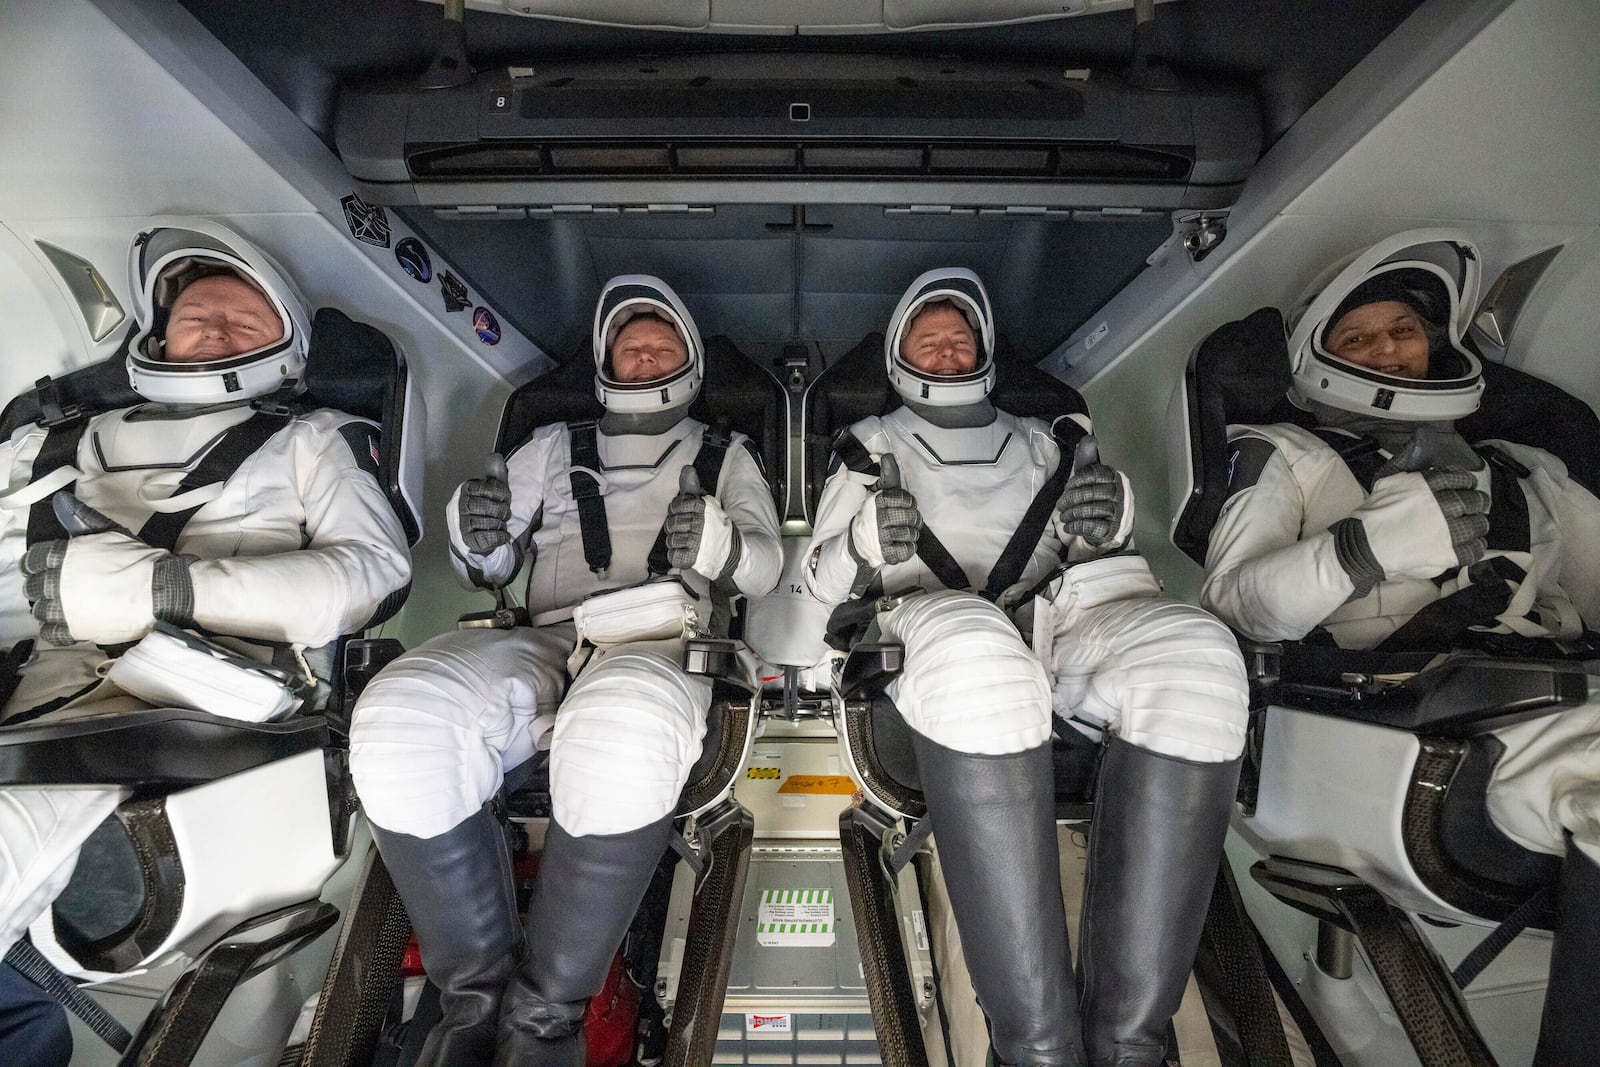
[881,591,1051,755]
[1052,598,1248,763]
[350,628,568,839]
[550,648,712,837]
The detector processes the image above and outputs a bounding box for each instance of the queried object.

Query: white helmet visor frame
[591,275,704,415]
[126,222,310,405]
[885,268,997,408]
[1288,229,1483,422]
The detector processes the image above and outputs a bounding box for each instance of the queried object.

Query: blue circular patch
[395,238,432,283]
[472,306,501,345]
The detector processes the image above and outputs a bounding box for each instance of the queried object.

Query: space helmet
[591,274,704,414]
[126,220,310,405]
[1287,229,1483,421]
[885,267,997,408]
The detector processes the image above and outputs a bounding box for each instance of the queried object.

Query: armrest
[0,707,329,790]
[841,641,904,700]
[1277,653,1588,738]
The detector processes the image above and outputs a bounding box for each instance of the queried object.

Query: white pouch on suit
[101,622,306,722]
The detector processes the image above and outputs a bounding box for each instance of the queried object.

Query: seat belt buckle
[458,607,527,630]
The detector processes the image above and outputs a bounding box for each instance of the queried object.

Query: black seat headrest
[495,336,786,508]
[804,331,1088,518]
[1173,306,1600,565]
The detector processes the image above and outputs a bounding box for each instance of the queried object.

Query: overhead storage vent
[404,140,1194,181]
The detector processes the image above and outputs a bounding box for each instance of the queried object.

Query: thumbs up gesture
[1054,434,1136,554]
[666,464,742,579]
[847,452,922,568]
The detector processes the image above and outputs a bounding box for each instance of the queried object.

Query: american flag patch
[369,435,381,467]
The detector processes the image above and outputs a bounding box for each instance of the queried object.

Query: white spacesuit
[1200,230,1600,1066]
[0,222,413,963]
[349,275,781,1067]
[806,269,1249,1067]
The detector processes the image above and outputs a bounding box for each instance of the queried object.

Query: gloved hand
[847,453,921,568]
[1330,467,1489,596]
[665,465,742,580]
[1054,436,1136,553]
[1374,424,1484,480]
[457,454,512,555]
[20,493,190,646]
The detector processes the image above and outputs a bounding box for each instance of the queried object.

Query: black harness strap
[137,410,293,551]
[646,428,734,576]
[25,420,89,547]
[567,420,610,575]
[914,526,971,593]
[1480,445,1532,553]
[980,416,1088,601]
[830,420,1087,602]
[1376,555,1526,654]
[1311,427,1388,492]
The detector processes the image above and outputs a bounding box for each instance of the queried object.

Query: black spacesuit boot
[491,814,674,1067]
[1078,738,1241,1067]
[913,731,1087,1066]
[371,804,522,1067]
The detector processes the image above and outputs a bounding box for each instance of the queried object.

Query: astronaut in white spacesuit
[806,269,1249,1067]
[0,221,413,979]
[349,275,782,1067]
[1200,231,1600,1066]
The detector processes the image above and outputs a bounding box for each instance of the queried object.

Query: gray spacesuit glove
[1374,424,1484,481]
[457,466,512,554]
[1330,467,1489,598]
[20,493,192,646]
[847,454,921,568]
[665,465,742,580]
[1056,462,1135,552]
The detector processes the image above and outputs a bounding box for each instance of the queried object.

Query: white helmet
[885,268,996,407]
[126,220,310,405]
[1288,229,1483,422]
[592,275,703,415]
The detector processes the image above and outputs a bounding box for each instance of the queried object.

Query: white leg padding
[1486,698,1600,866]
[0,786,126,957]
[1050,597,1248,763]
[350,626,572,839]
[550,642,712,838]
[882,591,1052,755]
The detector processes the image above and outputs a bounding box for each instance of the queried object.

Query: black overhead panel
[400,203,1170,359]
[336,52,1260,211]
[184,0,1429,149]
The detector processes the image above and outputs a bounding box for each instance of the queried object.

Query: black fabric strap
[1312,428,1388,492]
[1452,881,1555,990]
[1479,445,1531,553]
[1376,555,1526,654]
[914,526,971,592]
[567,420,611,575]
[980,416,1087,601]
[647,427,732,576]
[830,430,881,482]
[4,936,132,1052]
[25,420,89,547]
[137,411,291,552]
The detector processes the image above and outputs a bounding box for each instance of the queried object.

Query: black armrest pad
[1281,655,1588,738]
[0,708,328,790]
[841,642,904,700]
